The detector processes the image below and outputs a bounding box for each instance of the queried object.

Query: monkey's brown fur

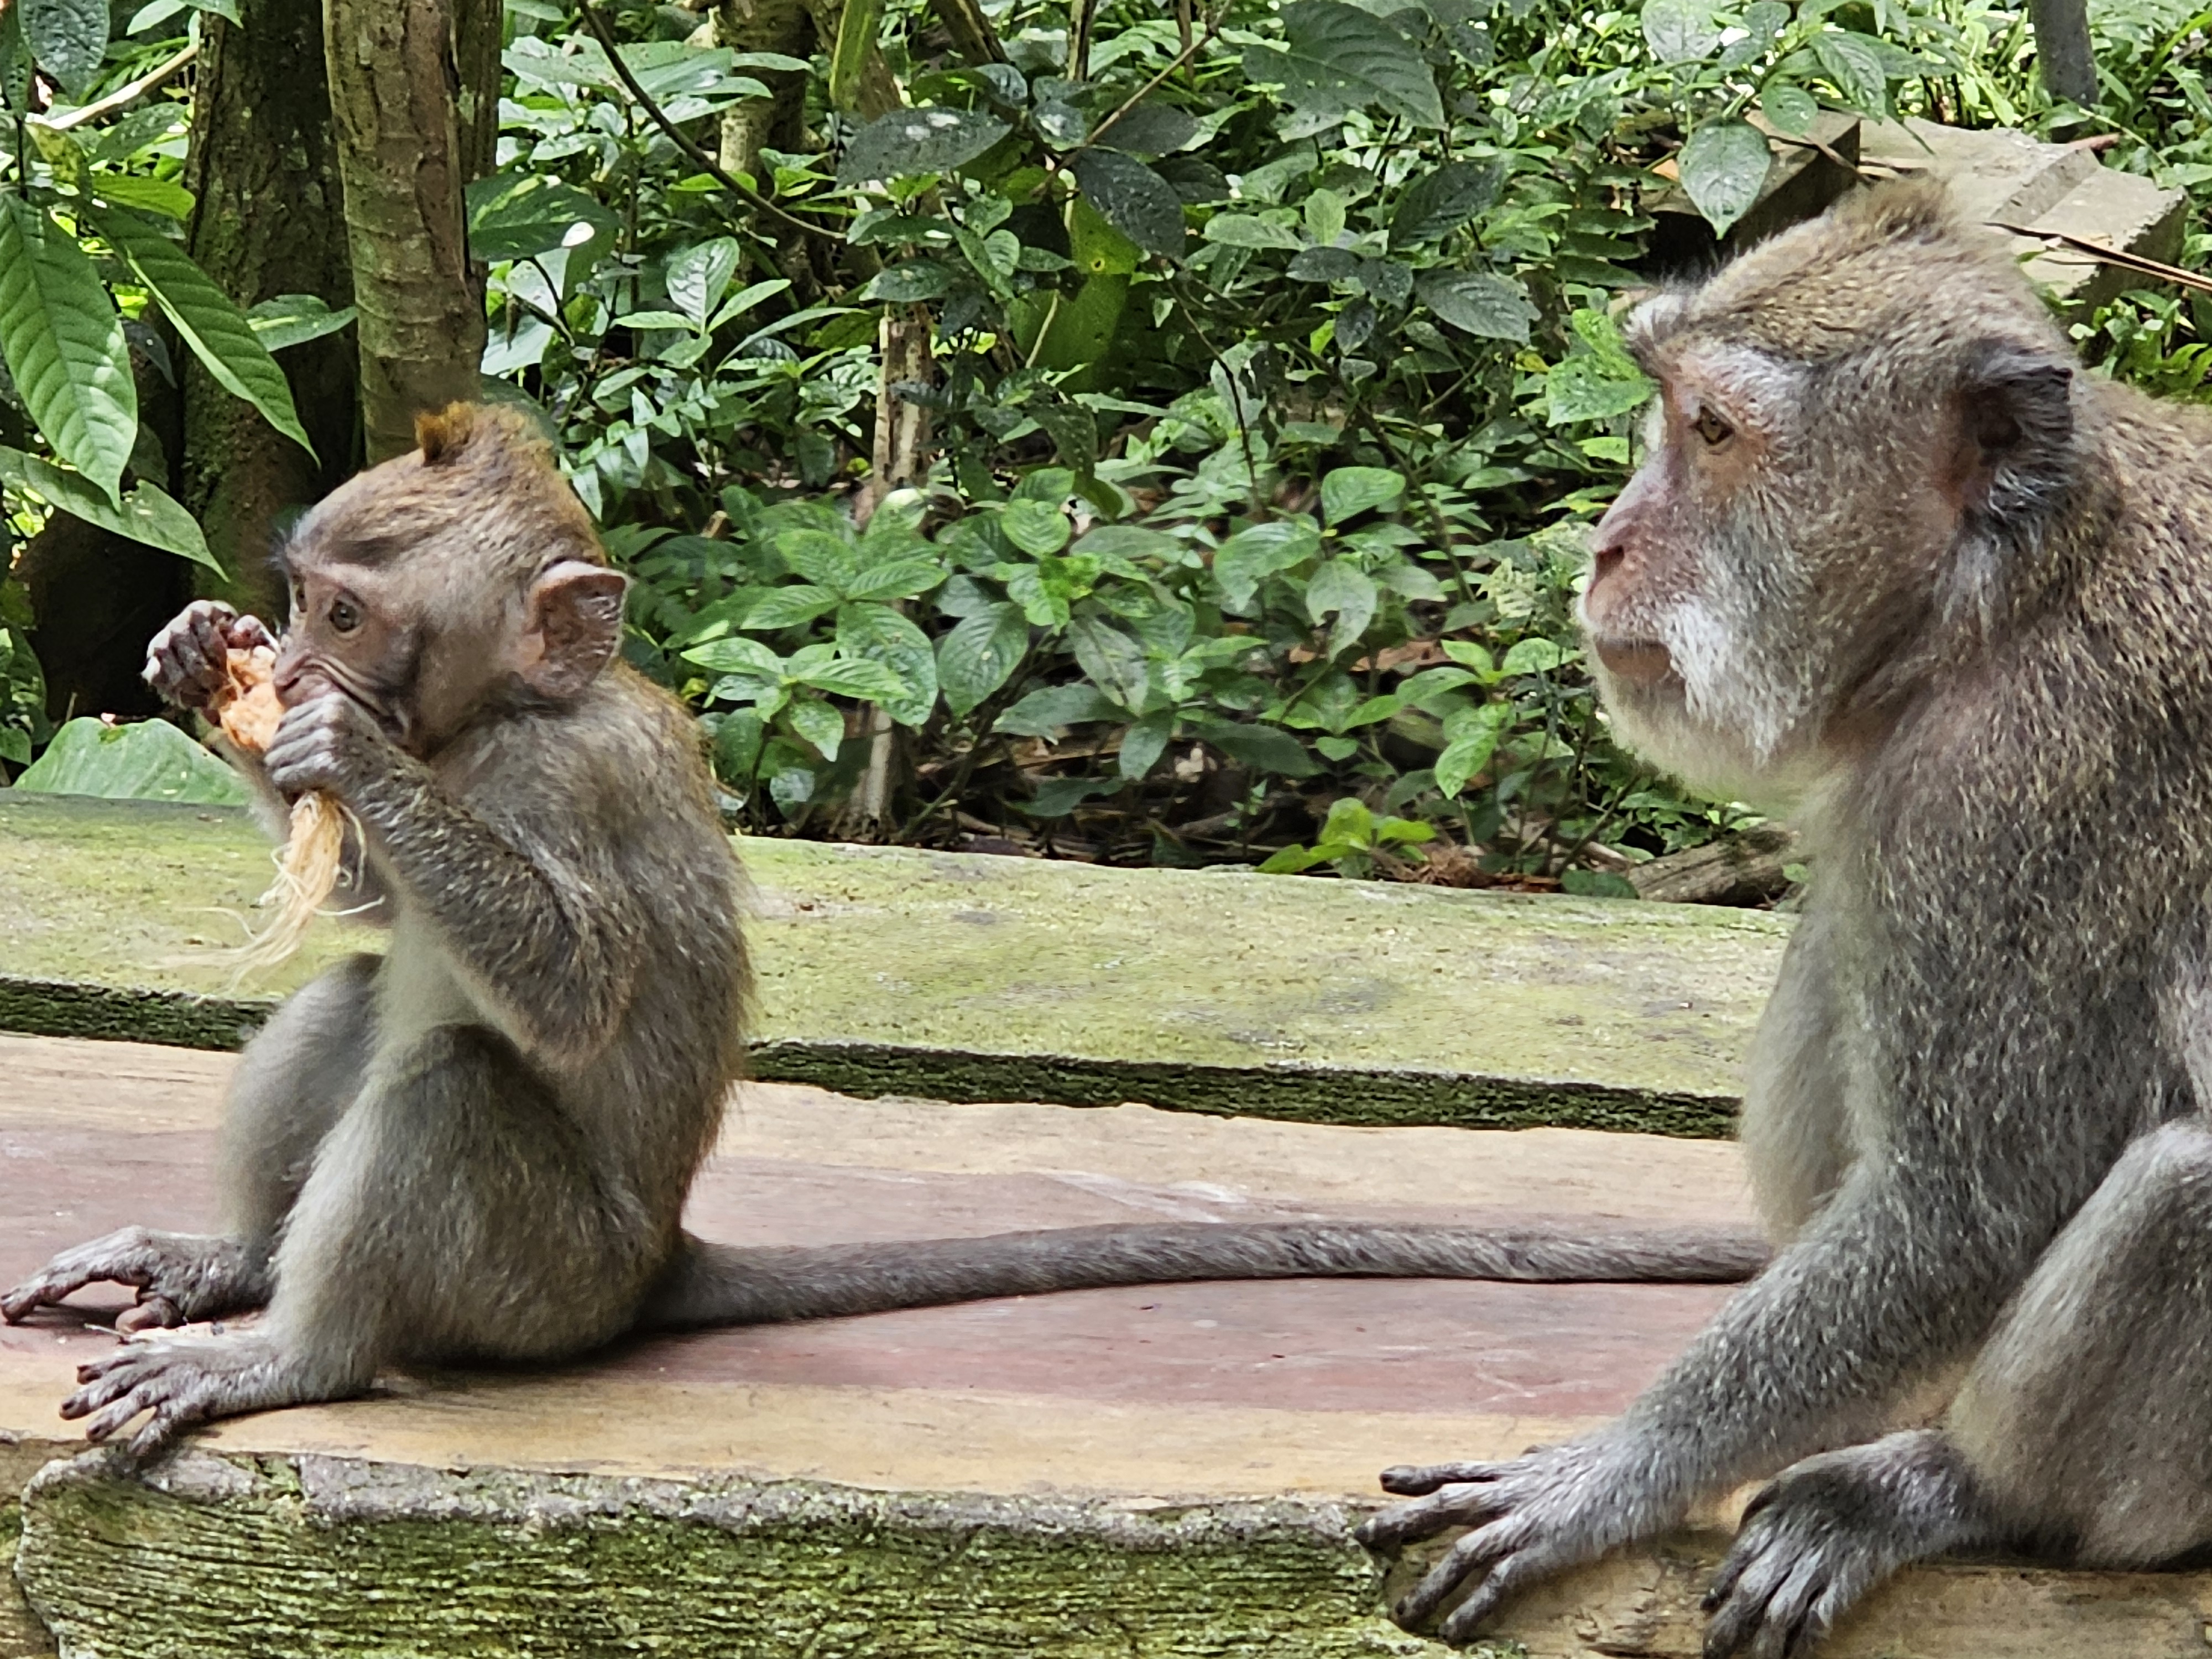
[2,403,1762,1459]
[1366,182,2212,1656]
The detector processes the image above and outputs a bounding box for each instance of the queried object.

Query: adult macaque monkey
[1362,179,2212,1655]
[3,405,1763,1456]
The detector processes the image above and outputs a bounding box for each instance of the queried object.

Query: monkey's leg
[1,955,379,1332]
[64,1024,651,1457]
[1702,1119,2212,1658]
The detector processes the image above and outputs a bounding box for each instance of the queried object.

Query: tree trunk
[712,0,812,186]
[182,0,359,612]
[2030,0,2097,105]
[322,0,498,463]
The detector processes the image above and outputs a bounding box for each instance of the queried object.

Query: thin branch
[40,39,197,133]
[573,0,835,241]
[1046,11,1223,178]
[1989,219,2212,298]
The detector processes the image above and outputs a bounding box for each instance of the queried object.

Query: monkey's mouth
[1589,637,1677,686]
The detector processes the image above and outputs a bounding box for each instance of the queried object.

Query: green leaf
[1677,119,1772,237]
[88,174,194,219]
[667,237,742,329]
[836,107,1010,185]
[1202,213,1305,252]
[1246,0,1444,128]
[248,295,358,353]
[826,0,884,113]
[0,446,218,570]
[742,585,842,629]
[467,171,616,262]
[774,528,860,593]
[1545,354,1656,425]
[937,601,1030,717]
[1213,520,1321,612]
[23,0,106,93]
[709,279,791,330]
[998,499,1073,556]
[1501,636,1572,674]
[1813,31,1888,116]
[1641,0,1720,62]
[1387,160,1504,251]
[787,696,846,761]
[1319,466,1405,526]
[859,260,957,304]
[681,635,785,676]
[1188,716,1318,777]
[1434,703,1511,797]
[97,208,315,460]
[791,655,910,702]
[836,602,937,726]
[712,709,765,782]
[1305,560,1378,657]
[994,682,1120,735]
[1118,709,1173,779]
[843,556,944,602]
[1068,614,1150,715]
[1760,82,1819,135]
[1026,775,1117,816]
[1070,149,1186,260]
[1561,868,1641,899]
[1258,844,1329,873]
[0,197,135,504]
[1416,270,1537,342]
[14,716,247,804]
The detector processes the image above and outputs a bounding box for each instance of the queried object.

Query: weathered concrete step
[5,1037,2205,1658]
[0,791,1792,1135]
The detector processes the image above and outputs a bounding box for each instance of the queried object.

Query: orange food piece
[216,646,282,752]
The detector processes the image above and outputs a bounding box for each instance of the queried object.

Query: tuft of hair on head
[414,401,559,469]
[1829,176,1959,248]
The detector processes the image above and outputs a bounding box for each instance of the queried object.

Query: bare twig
[574,0,834,241]
[1989,220,2212,298]
[40,39,197,133]
[1046,10,1223,178]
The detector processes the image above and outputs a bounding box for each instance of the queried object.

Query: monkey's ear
[1954,341,2076,536]
[519,561,629,698]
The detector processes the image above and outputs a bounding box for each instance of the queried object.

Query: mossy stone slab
[0,790,1791,1134]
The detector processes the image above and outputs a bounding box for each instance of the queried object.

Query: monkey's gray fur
[1362,181,2212,1656]
[1,404,1763,1461]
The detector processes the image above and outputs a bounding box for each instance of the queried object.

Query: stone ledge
[0,791,1785,1134]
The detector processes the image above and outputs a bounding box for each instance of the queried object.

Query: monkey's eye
[1691,409,1734,447]
[328,598,361,634]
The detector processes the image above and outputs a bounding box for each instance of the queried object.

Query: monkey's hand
[1356,1439,1661,1645]
[0,1228,269,1332]
[64,1329,302,1460]
[1702,1434,1985,1659]
[264,691,402,802]
[144,600,275,716]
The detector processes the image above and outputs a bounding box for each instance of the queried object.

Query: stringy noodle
[212,648,349,973]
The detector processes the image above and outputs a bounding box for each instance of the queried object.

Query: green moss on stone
[18,1452,1445,1659]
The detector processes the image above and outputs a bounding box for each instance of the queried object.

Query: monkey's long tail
[641,1222,1772,1330]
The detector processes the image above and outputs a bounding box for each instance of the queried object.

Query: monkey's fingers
[1357,1479,1512,1548]
[1378,1459,1509,1497]
[116,1295,184,1333]
[1436,1532,1580,1645]
[1392,1511,1529,1629]
[1703,1551,1828,1659]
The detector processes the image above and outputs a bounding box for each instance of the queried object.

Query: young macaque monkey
[3,405,1762,1457]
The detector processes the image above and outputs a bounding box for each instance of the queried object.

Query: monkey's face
[1578,191,2079,804]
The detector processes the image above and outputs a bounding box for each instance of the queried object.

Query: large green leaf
[994,682,1120,735]
[0,197,135,504]
[937,601,1029,717]
[1243,1,1443,129]
[248,295,358,353]
[1677,120,1772,237]
[97,208,316,460]
[1070,150,1186,260]
[0,446,221,570]
[1387,160,1504,251]
[835,602,937,726]
[1067,614,1150,715]
[1187,716,1318,778]
[1641,0,1721,62]
[468,171,618,263]
[836,108,1010,186]
[23,0,106,93]
[1416,270,1538,342]
[14,716,248,805]
[1213,520,1319,613]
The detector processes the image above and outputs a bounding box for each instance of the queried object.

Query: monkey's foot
[62,1330,312,1459]
[1702,1433,1991,1659]
[0,1228,269,1332]
[1356,1440,1651,1644]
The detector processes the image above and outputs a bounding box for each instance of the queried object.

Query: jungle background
[0,0,2206,890]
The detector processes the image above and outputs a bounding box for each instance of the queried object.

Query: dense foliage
[4,0,2211,884]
